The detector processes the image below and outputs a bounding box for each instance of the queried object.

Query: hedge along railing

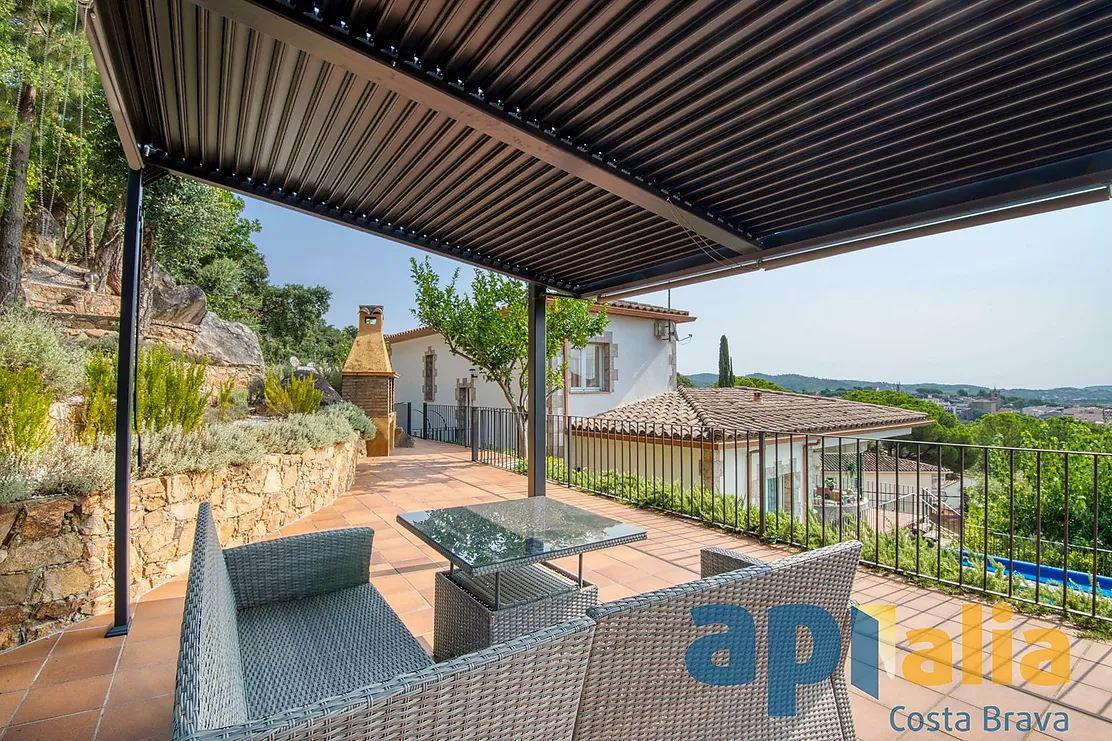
[417,405,1112,626]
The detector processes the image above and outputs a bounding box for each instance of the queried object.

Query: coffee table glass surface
[397,497,647,576]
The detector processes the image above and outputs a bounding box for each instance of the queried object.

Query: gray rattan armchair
[173,503,595,741]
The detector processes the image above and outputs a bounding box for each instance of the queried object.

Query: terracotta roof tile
[605,300,690,318]
[574,387,930,439]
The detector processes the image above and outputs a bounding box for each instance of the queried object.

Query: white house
[387,300,695,424]
[569,387,937,528]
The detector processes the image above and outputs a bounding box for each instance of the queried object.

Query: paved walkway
[0,441,1109,740]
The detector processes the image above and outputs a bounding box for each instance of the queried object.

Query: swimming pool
[960,551,1112,599]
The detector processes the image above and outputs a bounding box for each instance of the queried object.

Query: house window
[569,342,609,391]
[423,351,436,402]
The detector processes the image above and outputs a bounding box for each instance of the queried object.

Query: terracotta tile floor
[1,440,1110,740]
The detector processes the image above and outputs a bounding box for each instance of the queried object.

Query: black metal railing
[417,404,1112,624]
[395,402,472,444]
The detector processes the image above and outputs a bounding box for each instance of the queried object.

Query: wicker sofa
[574,540,862,741]
[174,503,860,741]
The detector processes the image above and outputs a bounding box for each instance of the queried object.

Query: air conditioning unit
[654,320,673,341]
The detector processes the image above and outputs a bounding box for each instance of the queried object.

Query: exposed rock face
[152,281,208,324]
[150,264,207,324]
[194,311,265,369]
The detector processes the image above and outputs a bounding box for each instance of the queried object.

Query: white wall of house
[391,333,511,413]
[389,310,682,419]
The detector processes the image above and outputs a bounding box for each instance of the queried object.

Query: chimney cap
[359,305,384,316]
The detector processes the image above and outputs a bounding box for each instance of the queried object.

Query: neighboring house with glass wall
[570,387,934,528]
[387,300,696,420]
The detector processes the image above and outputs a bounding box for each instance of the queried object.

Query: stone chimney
[341,306,397,456]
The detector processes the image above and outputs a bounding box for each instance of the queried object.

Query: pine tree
[717,335,734,388]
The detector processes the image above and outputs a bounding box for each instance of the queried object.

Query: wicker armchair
[574,541,862,741]
[173,503,595,741]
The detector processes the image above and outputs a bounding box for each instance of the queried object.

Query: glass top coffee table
[398,496,647,576]
[397,497,647,660]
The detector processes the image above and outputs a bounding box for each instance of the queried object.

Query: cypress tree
[717,335,735,388]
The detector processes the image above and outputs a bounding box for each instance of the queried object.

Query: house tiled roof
[384,326,439,343]
[574,387,931,439]
[388,299,693,343]
[821,451,942,474]
[605,300,691,320]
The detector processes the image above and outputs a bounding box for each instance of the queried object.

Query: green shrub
[0,438,114,502]
[323,402,376,439]
[223,387,251,422]
[137,423,267,478]
[36,441,114,496]
[253,412,354,454]
[0,366,53,461]
[0,462,34,503]
[214,380,250,422]
[0,308,87,396]
[136,344,209,432]
[81,351,116,444]
[82,344,210,442]
[264,372,322,416]
[216,379,235,418]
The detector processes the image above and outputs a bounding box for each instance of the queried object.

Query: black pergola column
[526,282,546,497]
[106,168,144,638]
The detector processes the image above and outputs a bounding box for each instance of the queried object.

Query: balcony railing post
[565,416,572,487]
[471,406,479,462]
[758,432,768,537]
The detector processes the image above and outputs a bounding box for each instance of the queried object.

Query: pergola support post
[527,283,546,497]
[106,168,143,638]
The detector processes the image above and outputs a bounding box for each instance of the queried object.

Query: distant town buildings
[966,388,1003,418]
[911,388,1109,426]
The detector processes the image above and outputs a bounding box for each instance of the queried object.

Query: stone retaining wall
[0,440,360,651]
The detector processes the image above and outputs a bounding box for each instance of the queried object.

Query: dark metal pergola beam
[189,0,761,260]
[145,150,580,294]
[579,148,1112,298]
[592,184,1112,301]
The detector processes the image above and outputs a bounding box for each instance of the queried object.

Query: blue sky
[241,196,1111,390]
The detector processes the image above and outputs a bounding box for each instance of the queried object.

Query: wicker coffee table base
[433,563,598,662]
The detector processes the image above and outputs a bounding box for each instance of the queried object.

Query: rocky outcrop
[0,439,361,651]
[151,265,207,324]
[194,311,265,369]
[23,259,265,389]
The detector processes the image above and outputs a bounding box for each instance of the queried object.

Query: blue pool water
[960,552,1112,599]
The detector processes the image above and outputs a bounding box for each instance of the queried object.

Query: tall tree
[0,83,33,305]
[0,0,128,301]
[717,335,734,388]
[410,257,608,454]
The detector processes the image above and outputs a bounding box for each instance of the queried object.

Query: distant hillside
[680,371,1112,404]
[686,373,718,387]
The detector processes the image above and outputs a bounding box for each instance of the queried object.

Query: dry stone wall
[0,440,360,651]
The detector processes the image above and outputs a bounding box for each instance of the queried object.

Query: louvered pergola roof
[87,0,1112,297]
